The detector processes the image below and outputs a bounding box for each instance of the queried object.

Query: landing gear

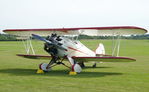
[46,56,59,70]
[39,63,52,72]
[37,63,51,74]
[37,56,71,74]
[78,61,85,68]
[72,64,82,73]
[37,56,82,75]
[67,56,82,75]
[37,55,59,73]
[69,64,82,75]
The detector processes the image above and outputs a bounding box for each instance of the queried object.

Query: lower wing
[17,54,51,60]
[17,54,135,62]
[72,56,136,62]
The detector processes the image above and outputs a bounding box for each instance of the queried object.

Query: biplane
[3,26,147,75]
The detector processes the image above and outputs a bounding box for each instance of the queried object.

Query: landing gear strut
[37,56,82,75]
[46,56,59,70]
[38,56,71,73]
[67,56,82,75]
[78,61,85,68]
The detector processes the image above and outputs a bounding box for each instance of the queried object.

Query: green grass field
[0,40,149,92]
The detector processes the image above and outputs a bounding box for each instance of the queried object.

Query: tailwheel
[92,63,97,68]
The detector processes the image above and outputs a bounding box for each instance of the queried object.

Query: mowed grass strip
[0,40,149,92]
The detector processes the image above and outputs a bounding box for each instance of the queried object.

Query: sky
[0,0,149,33]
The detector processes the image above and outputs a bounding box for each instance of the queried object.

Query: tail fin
[95,43,105,56]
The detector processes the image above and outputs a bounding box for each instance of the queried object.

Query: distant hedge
[0,34,149,41]
[0,34,17,41]
[78,34,149,40]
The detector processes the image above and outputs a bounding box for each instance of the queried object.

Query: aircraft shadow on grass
[0,68,123,78]
[82,66,113,69]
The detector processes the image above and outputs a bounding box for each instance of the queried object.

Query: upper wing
[72,56,136,62]
[3,26,147,36]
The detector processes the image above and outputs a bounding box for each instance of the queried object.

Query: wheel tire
[39,63,52,72]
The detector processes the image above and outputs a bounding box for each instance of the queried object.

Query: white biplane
[3,26,147,75]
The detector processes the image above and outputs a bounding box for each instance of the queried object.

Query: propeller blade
[32,34,52,43]
[32,34,46,41]
[32,34,67,51]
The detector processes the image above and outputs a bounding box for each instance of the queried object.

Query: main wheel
[39,63,52,72]
[72,64,82,73]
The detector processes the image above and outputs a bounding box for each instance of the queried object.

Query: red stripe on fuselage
[68,47,88,55]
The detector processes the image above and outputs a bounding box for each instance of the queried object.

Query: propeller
[32,34,67,51]
[32,34,52,43]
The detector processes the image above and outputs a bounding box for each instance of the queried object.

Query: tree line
[0,34,17,41]
[0,34,149,41]
[78,34,149,40]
